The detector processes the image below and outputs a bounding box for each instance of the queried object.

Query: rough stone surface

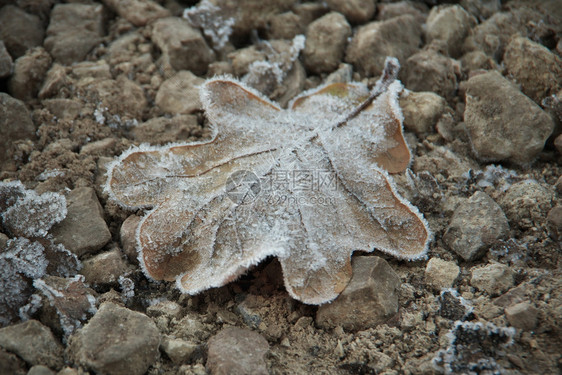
[316,256,401,331]
[0,348,26,375]
[505,301,538,331]
[459,50,497,74]
[400,91,448,135]
[346,15,421,77]
[85,76,147,121]
[44,4,105,65]
[438,290,471,321]
[0,5,44,59]
[206,327,269,375]
[404,49,458,100]
[425,5,476,58]
[500,180,554,230]
[503,36,562,103]
[266,11,304,40]
[67,302,160,375]
[303,12,351,74]
[0,320,64,369]
[151,17,215,75]
[325,0,375,24]
[0,41,13,78]
[546,205,562,241]
[0,93,35,166]
[463,71,554,165]
[161,337,199,364]
[443,191,509,261]
[155,71,204,114]
[50,187,111,257]
[471,262,514,296]
[8,47,52,101]
[424,258,460,290]
[102,0,171,26]
[81,248,133,285]
[27,365,55,375]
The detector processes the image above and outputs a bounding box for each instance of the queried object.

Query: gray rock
[151,17,215,75]
[424,258,460,291]
[79,138,117,157]
[500,180,554,230]
[42,99,81,121]
[84,76,147,121]
[102,0,171,27]
[56,368,80,375]
[425,5,476,58]
[459,0,501,21]
[67,302,160,375]
[38,64,70,100]
[155,71,204,114]
[463,71,554,165]
[376,1,427,22]
[404,49,458,101]
[0,5,44,59]
[346,15,421,77]
[206,327,269,375]
[266,11,304,40]
[546,205,562,241]
[503,36,562,103]
[51,187,111,257]
[81,248,133,285]
[400,91,449,135]
[505,301,538,331]
[44,4,105,65]
[459,50,497,74]
[0,93,35,166]
[325,0,375,24]
[0,348,26,375]
[471,262,514,296]
[27,365,55,375]
[303,12,351,74]
[443,191,509,261]
[161,337,199,364]
[0,41,13,78]
[0,320,64,369]
[316,256,401,331]
[8,47,52,100]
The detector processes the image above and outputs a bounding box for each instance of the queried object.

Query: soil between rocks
[0,1,561,375]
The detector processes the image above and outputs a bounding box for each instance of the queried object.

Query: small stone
[0,320,64,369]
[400,91,449,135]
[500,180,554,230]
[0,5,44,59]
[546,205,562,241]
[161,337,199,364]
[71,60,112,81]
[425,5,476,58]
[316,256,401,331]
[463,70,554,165]
[438,290,470,321]
[324,63,353,85]
[471,262,514,296]
[67,302,160,375]
[459,50,497,74]
[102,0,171,27]
[424,258,460,290]
[266,12,304,40]
[151,17,215,75]
[346,15,421,77]
[503,36,562,103]
[38,64,70,100]
[206,327,269,375]
[81,248,133,285]
[443,191,510,261]
[505,301,538,331]
[86,76,147,121]
[27,365,55,375]
[493,285,527,308]
[155,71,204,114]
[44,4,105,65]
[404,49,458,101]
[0,348,26,375]
[303,12,351,74]
[0,41,13,78]
[0,93,35,166]
[459,0,501,20]
[325,0,375,24]
[55,368,79,375]
[50,187,111,257]
[8,47,51,100]
[146,300,183,320]
[376,2,427,22]
[79,138,117,157]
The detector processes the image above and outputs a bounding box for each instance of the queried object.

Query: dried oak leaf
[105,58,430,304]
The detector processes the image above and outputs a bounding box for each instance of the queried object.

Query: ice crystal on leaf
[105,57,430,305]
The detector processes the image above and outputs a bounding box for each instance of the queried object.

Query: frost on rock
[183,0,235,50]
[105,57,431,305]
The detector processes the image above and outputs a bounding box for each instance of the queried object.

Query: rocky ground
[0,0,561,374]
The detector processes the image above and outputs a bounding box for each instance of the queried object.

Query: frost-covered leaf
[106,57,430,305]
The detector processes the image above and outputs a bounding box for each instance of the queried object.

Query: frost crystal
[106,57,431,305]
[183,0,235,50]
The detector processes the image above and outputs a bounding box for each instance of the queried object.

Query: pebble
[85,76,147,121]
[316,256,401,331]
[424,5,476,58]
[155,71,204,114]
[67,302,160,375]
[345,15,421,77]
[38,64,70,100]
[376,2,427,22]
[0,93,35,166]
[0,348,26,375]
[404,49,458,101]
[0,320,64,369]
[50,187,111,257]
[505,301,538,331]
[303,12,351,74]
[0,5,44,59]
[27,365,55,375]
[470,262,514,296]
[44,3,105,65]
[102,0,171,27]
[0,41,13,78]
[424,257,460,291]
[443,191,510,261]
[463,70,554,165]
[325,0,375,24]
[151,17,215,75]
[546,205,562,241]
[161,336,200,364]
[459,50,497,74]
[503,36,562,103]
[206,327,269,375]
[81,248,133,285]
[8,47,52,101]
[266,11,304,40]
[500,180,554,230]
[400,91,449,135]
[146,300,183,320]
